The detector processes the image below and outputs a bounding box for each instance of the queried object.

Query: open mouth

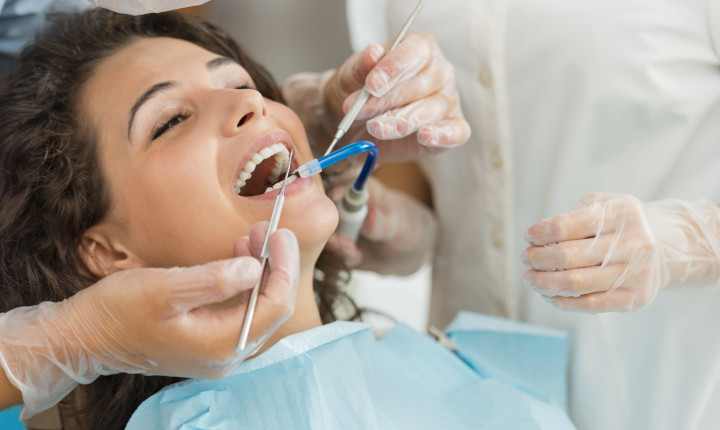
[234,142,297,197]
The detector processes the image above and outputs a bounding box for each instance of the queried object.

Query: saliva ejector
[297,140,378,241]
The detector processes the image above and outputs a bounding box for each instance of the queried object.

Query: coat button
[478,66,493,88]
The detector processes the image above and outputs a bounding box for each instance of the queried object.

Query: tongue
[239,157,277,197]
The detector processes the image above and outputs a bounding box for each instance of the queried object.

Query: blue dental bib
[127,312,574,429]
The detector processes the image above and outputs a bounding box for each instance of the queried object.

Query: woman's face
[80,37,337,270]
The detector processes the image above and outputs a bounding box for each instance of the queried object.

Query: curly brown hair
[0,8,355,429]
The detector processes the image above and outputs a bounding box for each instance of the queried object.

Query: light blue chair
[0,406,23,429]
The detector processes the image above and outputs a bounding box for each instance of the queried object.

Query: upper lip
[233,129,297,195]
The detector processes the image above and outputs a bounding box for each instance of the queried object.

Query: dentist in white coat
[345,1,720,429]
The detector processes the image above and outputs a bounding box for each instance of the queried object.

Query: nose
[220,88,268,136]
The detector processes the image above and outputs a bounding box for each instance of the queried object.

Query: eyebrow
[127,81,176,139]
[206,56,239,70]
[126,57,241,140]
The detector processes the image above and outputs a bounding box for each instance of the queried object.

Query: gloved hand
[88,0,210,15]
[0,223,299,417]
[284,32,471,169]
[522,193,720,312]
[325,176,436,276]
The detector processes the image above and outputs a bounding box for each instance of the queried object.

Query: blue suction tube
[296,141,378,190]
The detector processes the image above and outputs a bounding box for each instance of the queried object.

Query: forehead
[80,37,247,120]
[94,36,234,83]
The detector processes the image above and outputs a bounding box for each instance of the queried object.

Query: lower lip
[241,175,314,201]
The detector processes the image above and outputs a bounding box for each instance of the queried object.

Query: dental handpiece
[323,0,427,157]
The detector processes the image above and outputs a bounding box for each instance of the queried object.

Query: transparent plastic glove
[325,176,436,276]
[88,0,209,15]
[0,224,299,417]
[521,192,720,312]
[284,32,470,169]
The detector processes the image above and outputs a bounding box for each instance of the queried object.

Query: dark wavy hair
[0,8,355,429]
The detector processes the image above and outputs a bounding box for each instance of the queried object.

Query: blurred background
[204,0,352,82]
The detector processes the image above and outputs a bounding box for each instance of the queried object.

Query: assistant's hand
[325,176,436,276]
[0,225,299,416]
[283,32,470,172]
[325,32,470,162]
[522,193,720,312]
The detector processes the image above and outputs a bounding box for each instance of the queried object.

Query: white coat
[348,0,720,429]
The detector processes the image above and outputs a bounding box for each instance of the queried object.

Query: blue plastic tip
[298,159,322,178]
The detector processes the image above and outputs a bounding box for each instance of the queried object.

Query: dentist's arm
[0,228,299,416]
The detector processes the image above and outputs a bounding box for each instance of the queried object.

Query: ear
[78,226,144,278]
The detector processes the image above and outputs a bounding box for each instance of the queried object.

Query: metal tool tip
[279,149,294,193]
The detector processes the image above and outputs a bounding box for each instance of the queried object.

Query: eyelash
[150,85,256,140]
[151,111,189,140]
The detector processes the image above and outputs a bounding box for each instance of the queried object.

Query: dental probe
[237,148,294,352]
[322,0,427,157]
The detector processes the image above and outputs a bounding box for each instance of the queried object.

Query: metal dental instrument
[322,0,427,157]
[237,148,294,352]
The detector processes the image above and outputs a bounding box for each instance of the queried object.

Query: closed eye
[150,86,254,140]
[151,111,189,140]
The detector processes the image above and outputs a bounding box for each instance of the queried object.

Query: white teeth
[264,173,298,194]
[235,143,290,195]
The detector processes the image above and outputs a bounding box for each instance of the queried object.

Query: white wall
[208,0,353,82]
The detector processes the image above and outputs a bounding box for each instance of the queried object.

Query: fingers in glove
[366,93,458,140]
[333,44,386,103]
[346,63,450,121]
[196,228,299,364]
[248,221,270,257]
[353,44,386,89]
[183,227,298,368]
[525,194,645,246]
[359,180,398,241]
[544,287,654,312]
[417,116,472,148]
[361,205,395,241]
[523,263,649,298]
[163,258,262,313]
[522,234,654,271]
[233,235,253,258]
[244,228,300,340]
[325,232,363,267]
[364,33,435,97]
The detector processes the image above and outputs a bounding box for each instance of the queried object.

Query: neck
[254,257,322,355]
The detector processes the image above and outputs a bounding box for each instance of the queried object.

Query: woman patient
[0,8,575,430]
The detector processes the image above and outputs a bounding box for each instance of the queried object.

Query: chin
[283,193,339,263]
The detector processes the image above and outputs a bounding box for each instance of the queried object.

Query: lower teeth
[264,174,298,194]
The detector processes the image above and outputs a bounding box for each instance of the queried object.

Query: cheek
[103,148,246,266]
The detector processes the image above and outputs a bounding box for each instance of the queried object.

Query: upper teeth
[234,143,290,195]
